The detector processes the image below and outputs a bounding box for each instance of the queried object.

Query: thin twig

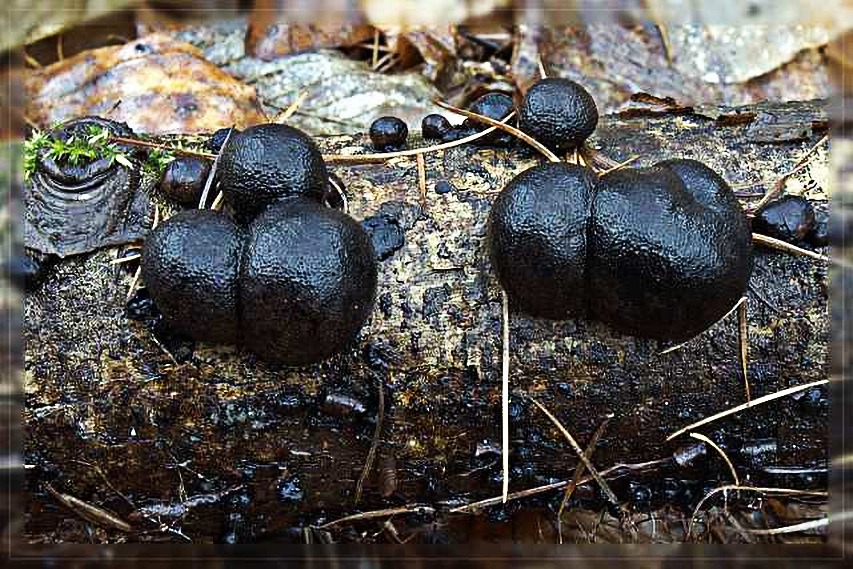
[318,504,435,529]
[109,253,141,265]
[755,134,829,210]
[686,484,828,538]
[433,99,560,162]
[579,144,622,170]
[557,414,612,544]
[752,233,830,264]
[666,379,829,441]
[57,34,64,60]
[738,299,751,401]
[537,54,548,78]
[689,432,739,485]
[416,153,427,208]
[199,126,233,209]
[274,92,308,123]
[210,191,224,211]
[44,483,133,533]
[599,155,639,176]
[371,30,380,68]
[530,399,619,506]
[354,378,384,505]
[108,136,216,159]
[501,289,510,503]
[322,114,515,163]
[126,266,142,302]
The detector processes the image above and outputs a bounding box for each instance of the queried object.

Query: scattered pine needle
[371,30,380,68]
[210,191,224,211]
[687,484,828,538]
[326,176,349,214]
[416,153,427,208]
[153,203,161,229]
[500,289,510,503]
[689,432,739,485]
[199,126,233,209]
[738,299,751,401]
[745,517,829,535]
[323,113,515,163]
[109,253,141,265]
[752,233,830,264]
[537,54,548,78]
[22,47,42,69]
[44,483,133,533]
[57,34,65,61]
[126,265,142,302]
[318,504,435,529]
[666,378,829,441]
[599,155,639,176]
[108,136,216,160]
[274,92,308,123]
[557,414,612,544]
[755,134,829,210]
[579,144,622,170]
[433,99,560,162]
[354,377,384,505]
[659,296,746,355]
[530,398,619,506]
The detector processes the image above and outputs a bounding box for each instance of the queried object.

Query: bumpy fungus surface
[464,92,515,146]
[217,124,328,222]
[752,195,816,244]
[518,78,598,153]
[24,116,151,258]
[369,116,408,151]
[488,159,753,341]
[142,199,378,365]
[159,156,212,205]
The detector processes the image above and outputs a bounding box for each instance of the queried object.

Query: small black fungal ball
[369,116,408,151]
[421,114,452,140]
[488,159,753,341]
[362,214,405,261]
[159,156,212,206]
[434,180,456,195]
[463,92,515,146]
[241,198,378,365]
[518,77,598,152]
[206,127,240,152]
[6,249,56,292]
[142,209,243,344]
[752,195,816,244]
[217,123,328,222]
[807,205,829,247]
[439,124,478,143]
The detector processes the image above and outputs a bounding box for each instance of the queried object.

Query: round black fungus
[217,123,328,222]
[6,250,56,292]
[752,195,816,244]
[518,77,598,152]
[361,214,405,261]
[807,205,829,247]
[488,159,753,341]
[464,92,515,146]
[421,114,452,140]
[369,116,408,151]
[440,124,478,143]
[241,199,378,365]
[159,156,211,206]
[206,127,239,152]
[142,209,243,344]
[142,199,377,366]
[434,180,456,195]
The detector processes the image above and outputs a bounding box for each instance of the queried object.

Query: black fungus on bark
[369,116,409,151]
[217,124,329,222]
[159,156,212,206]
[463,92,515,146]
[518,78,598,153]
[752,195,816,244]
[488,159,753,341]
[142,200,377,366]
[421,114,452,140]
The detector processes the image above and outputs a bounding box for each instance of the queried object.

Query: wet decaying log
[24,101,829,543]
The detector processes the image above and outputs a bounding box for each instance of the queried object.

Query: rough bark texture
[23,101,830,543]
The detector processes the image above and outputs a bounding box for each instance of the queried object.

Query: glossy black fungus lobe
[421,114,452,140]
[141,209,242,344]
[752,195,815,244]
[217,123,328,222]
[242,199,378,365]
[464,92,515,146]
[159,156,212,206]
[488,159,753,341]
[369,116,408,151]
[142,199,377,365]
[206,127,239,152]
[518,78,598,152]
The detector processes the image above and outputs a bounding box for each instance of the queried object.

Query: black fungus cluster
[488,159,753,341]
[143,124,378,366]
[752,195,827,247]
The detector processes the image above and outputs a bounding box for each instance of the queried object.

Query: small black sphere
[752,195,816,244]
[518,78,598,152]
[464,92,515,146]
[421,114,452,140]
[141,209,243,344]
[369,116,408,151]
[217,123,328,222]
[241,198,378,365]
[159,156,212,206]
